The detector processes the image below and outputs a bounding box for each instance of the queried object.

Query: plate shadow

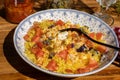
[3,28,72,80]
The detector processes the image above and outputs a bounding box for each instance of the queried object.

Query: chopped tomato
[35,49,44,58]
[23,34,29,41]
[65,69,73,73]
[85,40,94,48]
[70,25,77,28]
[58,49,68,60]
[67,44,74,49]
[77,67,90,74]
[67,44,71,49]
[89,32,95,39]
[96,45,107,53]
[55,20,64,26]
[89,32,103,40]
[31,47,44,58]
[77,58,98,73]
[31,35,40,43]
[35,27,43,37]
[71,32,78,37]
[31,47,40,54]
[36,41,43,49]
[96,32,103,40]
[87,58,99,70]
[46,60,58,71]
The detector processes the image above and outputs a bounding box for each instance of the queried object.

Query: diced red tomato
[85,40,94,48]
[96,32,103,40]
[67,44,72,50]
[23,34,29,41]
[35,27,43,37]
[46,60,58,71]
[70,25,77,28]
[89,32,95,39]
[89,32,103,40]
[87,58,99,70]
[31,47,40,54]
[65,69,73,73]
[31,35,40,43]
[31,47,44,58]
[35,49,44,58]
[58,49,68,60]
[96,45,107,53]
[77,58,98,73]
[36,41,43,49]
[77,67,90,74]
[55,20,64,26]
[71,32,78,37]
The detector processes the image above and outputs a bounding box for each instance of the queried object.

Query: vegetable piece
[95,45,107,53]
[43,39,51,45]
[55,20,64,26]
[67,43,74,49]
[70,24,77,28]
[31,47,40,54]
[76,44,87,52]
[85,40,94,48]
[35,49,44,58]
[35,27,43,37]
[87,58,99,70]
[77,67,90,73]
[58,49,68,60]
[48,25,55,29]
[36,41,43,49]
[48,52,56,59]
[23,34,29,41]
[31,35,40,43]
[31,27,43,43]
[65,69,73,73]
[31,47,44,58]
[96,32,103,40]
[89,32,95,39]
[46,60,58,71]
[77,58,98,73]
[89,32,103,40]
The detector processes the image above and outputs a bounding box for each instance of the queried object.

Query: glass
[46,0,73,9]
[94,0,117,26]
[4,0,33,24]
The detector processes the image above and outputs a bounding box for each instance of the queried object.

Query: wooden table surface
[0,0,120,80]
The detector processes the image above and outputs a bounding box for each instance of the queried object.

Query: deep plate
[13,9,119,77]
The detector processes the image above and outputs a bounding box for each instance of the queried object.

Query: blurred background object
[34,0,46,10]
[4,0,34,24]
[111,0,120,15]
[94,0,117,26]
[0,0,4,9]
[46,0,73,9]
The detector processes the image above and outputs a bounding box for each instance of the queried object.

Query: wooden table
[0,0,120,80]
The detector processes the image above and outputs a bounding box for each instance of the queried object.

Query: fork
[60,28,120,51]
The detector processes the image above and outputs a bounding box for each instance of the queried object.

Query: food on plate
[24,19,108,74]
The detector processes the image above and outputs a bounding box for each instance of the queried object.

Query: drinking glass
[94,0,117,26]
[4,0,33,23]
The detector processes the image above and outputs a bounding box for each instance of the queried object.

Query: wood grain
[0,0,120,80]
